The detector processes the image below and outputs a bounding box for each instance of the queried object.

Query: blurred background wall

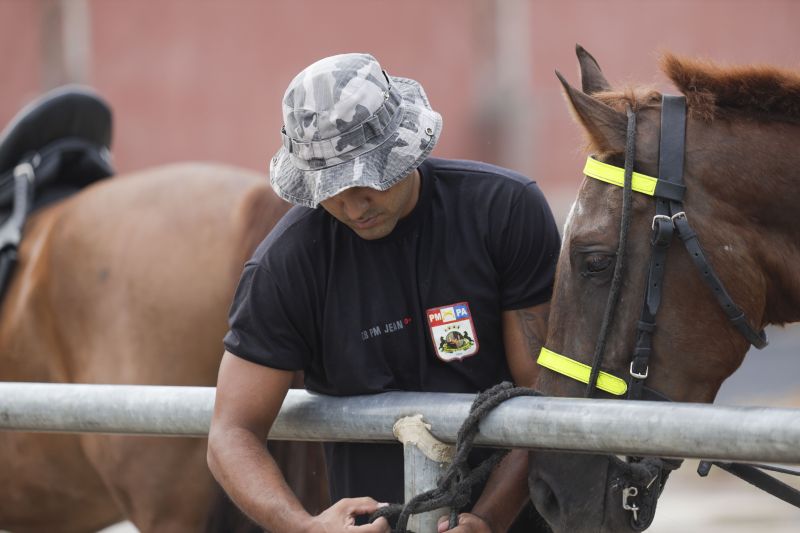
[2,0,800,222]
[4,5,800,530]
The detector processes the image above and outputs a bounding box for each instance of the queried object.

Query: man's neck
[399,168,421,219]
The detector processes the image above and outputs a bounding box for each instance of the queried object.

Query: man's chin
[351,221,396,240]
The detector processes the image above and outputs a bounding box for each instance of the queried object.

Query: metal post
[394,415,455,532]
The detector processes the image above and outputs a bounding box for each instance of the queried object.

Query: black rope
[371,382,541,532]
[585,105,637,397]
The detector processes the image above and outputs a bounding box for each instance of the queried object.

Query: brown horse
[527,46,800,532]
[0,91,328,532]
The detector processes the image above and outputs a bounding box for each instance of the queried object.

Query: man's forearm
[208,426,314,532]
[470,449,530,532]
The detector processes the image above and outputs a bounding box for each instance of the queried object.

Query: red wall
[3,0,800,219]
[0,2,40,107]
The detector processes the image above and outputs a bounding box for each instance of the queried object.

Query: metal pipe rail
[1,382,799,464]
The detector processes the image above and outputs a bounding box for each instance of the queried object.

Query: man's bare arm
[208,352,314,530]
[503,302,549,387]
[208,351,389,533]
[445,302,549,532]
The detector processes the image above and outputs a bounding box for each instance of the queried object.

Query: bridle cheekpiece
[535,95,777,530]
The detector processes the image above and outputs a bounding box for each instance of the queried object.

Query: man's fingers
[437,513,491,533]
[341,496,387,515]
[350,515,390,532]
[335,496,389,518]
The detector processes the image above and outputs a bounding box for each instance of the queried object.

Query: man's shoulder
[250,205,327,266]
[422,157,534,186]
[421,157,545,211]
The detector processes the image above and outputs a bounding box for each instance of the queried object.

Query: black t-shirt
[224,157,560,511]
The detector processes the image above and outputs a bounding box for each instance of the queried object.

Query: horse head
[528,45,800,532]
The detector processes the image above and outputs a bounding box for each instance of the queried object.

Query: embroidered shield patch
[426,302,479,361]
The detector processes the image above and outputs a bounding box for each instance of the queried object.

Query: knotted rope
[371,382,540,532]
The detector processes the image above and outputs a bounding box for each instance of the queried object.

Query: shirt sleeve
[494,181,561,310]
[223,262,311,370]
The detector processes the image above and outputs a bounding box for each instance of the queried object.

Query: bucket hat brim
[269,76,442,208]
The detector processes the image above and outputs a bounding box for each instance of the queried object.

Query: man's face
[320,169,420,240]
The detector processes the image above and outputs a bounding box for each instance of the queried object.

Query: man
[208,53,559,532]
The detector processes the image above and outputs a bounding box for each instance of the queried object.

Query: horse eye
[585,254,613,274]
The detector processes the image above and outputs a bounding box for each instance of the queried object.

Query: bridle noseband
[535,95,780,530]
[538,95,768,402]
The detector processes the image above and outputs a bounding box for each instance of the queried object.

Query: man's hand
[437,512,492,533]
[306,497,391,532]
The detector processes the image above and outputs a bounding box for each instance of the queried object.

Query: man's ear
[555,70,627,154]
[576,44,611,94]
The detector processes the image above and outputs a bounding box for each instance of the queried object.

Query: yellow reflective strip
[583,156,658,197]
[537,347,628,396]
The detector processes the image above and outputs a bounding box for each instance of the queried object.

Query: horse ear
[576,44,612,94]
[556,70,627,154]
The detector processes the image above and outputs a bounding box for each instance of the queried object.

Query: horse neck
[696,115,800,325]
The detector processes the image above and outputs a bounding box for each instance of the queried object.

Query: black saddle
[0,85,115,298]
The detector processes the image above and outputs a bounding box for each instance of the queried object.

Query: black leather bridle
[538,95,800,530]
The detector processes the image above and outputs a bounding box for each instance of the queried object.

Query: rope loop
[371,382,541,532]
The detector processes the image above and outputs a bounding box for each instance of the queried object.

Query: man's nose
[339,190,371,220]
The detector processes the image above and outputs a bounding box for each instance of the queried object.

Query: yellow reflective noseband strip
[583,156,658,196]
[537,347,628,396]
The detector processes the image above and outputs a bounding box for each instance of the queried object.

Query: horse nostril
[531,476,561,522]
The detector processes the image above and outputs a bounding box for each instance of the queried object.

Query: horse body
[0,162,327,532]
[528,47,800,532]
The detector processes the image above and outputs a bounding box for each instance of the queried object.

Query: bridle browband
[538,96,767,401]
[536,95,799,530]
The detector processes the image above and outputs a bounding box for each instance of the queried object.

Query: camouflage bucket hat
[269,53,442,208]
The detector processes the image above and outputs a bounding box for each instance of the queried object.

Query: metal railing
[1,382,799,464]
[3,382,800,531]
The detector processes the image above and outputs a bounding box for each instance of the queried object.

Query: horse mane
[661,54,800,121]
[585,55,800,123]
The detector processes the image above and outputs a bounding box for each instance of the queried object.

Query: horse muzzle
[528,450,674,533]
